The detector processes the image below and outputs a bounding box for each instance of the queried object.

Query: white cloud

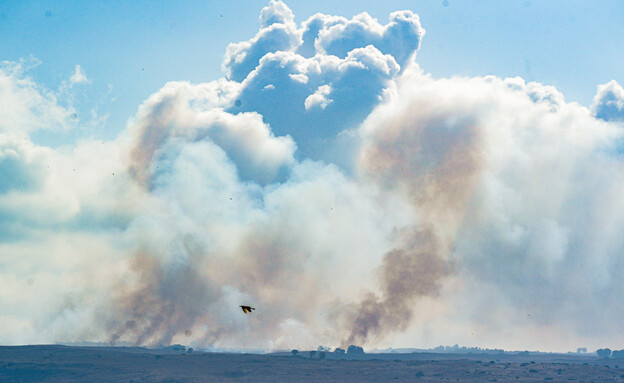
[126,80,295,186]
[592,80,624,122]
[259,0,295,28]
[304,84,333,110]
[0,62,74,136]
[220,2,419,163]
[222,1,300,83]
[69,65,89,86]
[315,10,424,67]
[233,45,400,164]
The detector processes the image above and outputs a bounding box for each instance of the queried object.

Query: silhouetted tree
[612,350,624,359]
[577,347,587,353]
[166,344,186,352]
[291,349,299,356]
[597,348,612,358]
[347,345,364,354]
[334,348,345,354]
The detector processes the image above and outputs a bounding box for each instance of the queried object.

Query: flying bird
[240,305,255,314]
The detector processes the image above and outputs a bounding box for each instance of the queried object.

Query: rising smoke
[2,1,624,351]
[345,228,451,345]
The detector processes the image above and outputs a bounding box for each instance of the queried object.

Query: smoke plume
[345,228,451,345]
[3,2,624,352]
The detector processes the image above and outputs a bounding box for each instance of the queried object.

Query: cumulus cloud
[4,1,624,353]
[315,10,424,67]
[126,80,295,186]
[222,2,421,164]
[223,1,300,83]
[592,80,624,122]
[259,0,294,28]
[233,46,401,164]
[304,84,333,110]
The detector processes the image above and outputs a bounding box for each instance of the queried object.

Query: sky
[2,0,623,142]
[1,0,624,352]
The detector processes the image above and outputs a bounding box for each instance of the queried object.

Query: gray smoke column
[344,68,485,345]
[345,228,451,345]
[108,248,218,346]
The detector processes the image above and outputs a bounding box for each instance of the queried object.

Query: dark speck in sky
[442,0,449,7]
[235,99,242,107]
[45,10,52,18]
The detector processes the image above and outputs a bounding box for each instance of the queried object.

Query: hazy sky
[2,1,624,352]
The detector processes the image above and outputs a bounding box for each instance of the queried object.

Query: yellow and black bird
[240,305,255,314]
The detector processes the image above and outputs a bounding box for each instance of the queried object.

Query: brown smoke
[127,90,183,189]
[107,240,222,347]
[346,228,451,345]
[347,105,484,344]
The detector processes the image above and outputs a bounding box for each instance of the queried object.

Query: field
[0,345,621,382]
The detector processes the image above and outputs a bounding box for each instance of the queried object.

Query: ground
[0,345,622,382]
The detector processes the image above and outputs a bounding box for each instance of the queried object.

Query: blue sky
[2,0,623,142]
[2,1,624,351]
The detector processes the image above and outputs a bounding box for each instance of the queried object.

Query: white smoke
[2,1,624,352]
[358,68,624,350]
